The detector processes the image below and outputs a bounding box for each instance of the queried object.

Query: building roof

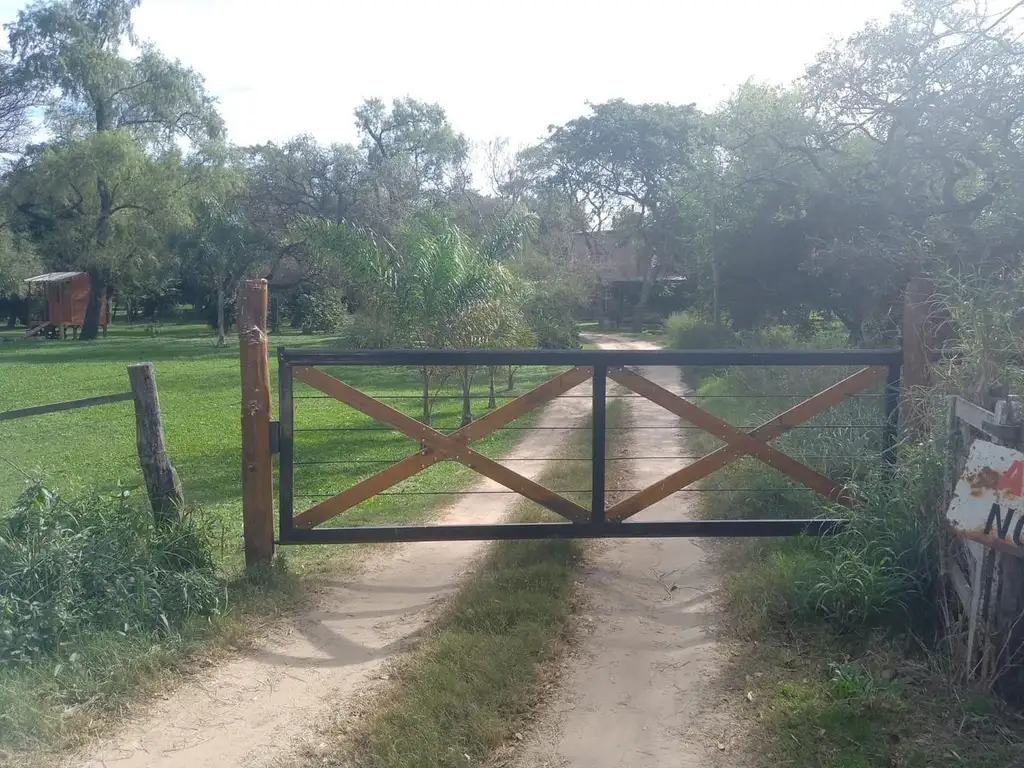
[24,271,85,284]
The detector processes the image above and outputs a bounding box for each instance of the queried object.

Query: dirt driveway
[512,336,727,768]
[71,336,728,768]
[72,374,596,768]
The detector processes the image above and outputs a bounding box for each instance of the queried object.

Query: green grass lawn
[0,322,575,758]
[0,323,563,576]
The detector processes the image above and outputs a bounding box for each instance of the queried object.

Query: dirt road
[71,336,727,768]
[72,376,596,768]
[512,336,725,768]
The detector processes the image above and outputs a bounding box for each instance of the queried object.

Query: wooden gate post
[902,277,937,441]
[239,279,275,567]
[127,362,184,523]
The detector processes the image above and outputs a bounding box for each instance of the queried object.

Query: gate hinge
[269,420,280,455]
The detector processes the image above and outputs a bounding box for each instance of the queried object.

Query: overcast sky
[0,0,905,153]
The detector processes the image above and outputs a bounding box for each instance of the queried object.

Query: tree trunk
[488,367,496,409]
[507,366,516,391]
[83,171,113,342]
[632,254,659,333]
[216,282,226,346]
[80,267,104,340]
[460,367,473,426]
[421,365,431,425]
[270,295,280,333]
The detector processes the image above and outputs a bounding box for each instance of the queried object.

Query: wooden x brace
[605,365,887,521]
[292,366,594,528]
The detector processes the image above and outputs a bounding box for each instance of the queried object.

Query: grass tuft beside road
[663,314,1024,767]
[0,322,565,759]
[315,401,627,768]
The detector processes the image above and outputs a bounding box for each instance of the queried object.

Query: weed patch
[668,319,1024,766]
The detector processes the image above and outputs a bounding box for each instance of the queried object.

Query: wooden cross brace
[604,365,887,521]
[291,366,594,529]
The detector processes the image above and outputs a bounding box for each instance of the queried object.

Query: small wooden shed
[23,271,108,338]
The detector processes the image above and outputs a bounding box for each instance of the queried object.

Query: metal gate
[275,347,901,544]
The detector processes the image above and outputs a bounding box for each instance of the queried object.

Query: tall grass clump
[667,316,939,637]
[0,484,224,750]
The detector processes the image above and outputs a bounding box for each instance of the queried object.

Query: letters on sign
[947,441,1024,556]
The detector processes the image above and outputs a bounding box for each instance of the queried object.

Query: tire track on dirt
[71,378,596,768]
[512,336,729,768]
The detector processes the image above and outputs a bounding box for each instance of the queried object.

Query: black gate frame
[275,347,902,545]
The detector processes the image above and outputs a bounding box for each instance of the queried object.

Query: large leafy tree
[8,131,194,308]
[6,0,223,339]
[702,0,1024,337]
[354,97,469,229]
[175,191,270,345]
[542,99,704,329]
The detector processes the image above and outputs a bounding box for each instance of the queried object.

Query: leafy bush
[524,289,580,349]
[665,310,739,383]
[665,310,738,349]
[683,323,936,637]
[292,285,347,334]
[341,310,400,349]
[0,485,223,664]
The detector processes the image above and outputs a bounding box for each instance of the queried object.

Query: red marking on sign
[998,461,1024,497]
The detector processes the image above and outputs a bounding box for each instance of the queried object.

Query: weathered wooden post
[128,362,185,523]
[902,277,937,441]
[239,279,275,568]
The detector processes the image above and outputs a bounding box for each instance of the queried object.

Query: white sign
[948,439,1024,556]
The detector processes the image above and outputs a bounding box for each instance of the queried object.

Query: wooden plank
[294,366,589,524]
[294,450,437,529]
[752,366,888,442]
[954,396,996,432]
[0,391,133,421]
[293,366,590,528]
[606,366,885,520]
[608,367,847,501]
[459,366,593,441]
[239,279,275,568]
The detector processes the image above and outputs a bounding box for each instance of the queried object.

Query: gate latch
[269,420,280,455]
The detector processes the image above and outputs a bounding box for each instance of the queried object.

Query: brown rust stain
[967,466,1001,496]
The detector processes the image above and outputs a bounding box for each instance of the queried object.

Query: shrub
[0,485,223,664]
[524,288,581,349]
[687,323,936,637]
[292,285,347,334]
[341,310,400,349]
[665,310,739,384]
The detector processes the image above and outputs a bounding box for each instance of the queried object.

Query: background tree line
[0,0,1022,346]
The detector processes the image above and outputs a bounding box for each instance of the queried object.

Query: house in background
[23,271,108,339]
[570,230,689,328]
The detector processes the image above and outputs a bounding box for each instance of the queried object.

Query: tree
[8,132,195,320]
[175,192,270,344]
[541,99,705,329]
[354,97,469,230]
[7,0,223,339]
[303,211,528,425]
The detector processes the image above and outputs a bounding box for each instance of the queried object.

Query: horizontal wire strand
[293,487,820,498]
[292,453,881,466]
[292,424,887,433]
